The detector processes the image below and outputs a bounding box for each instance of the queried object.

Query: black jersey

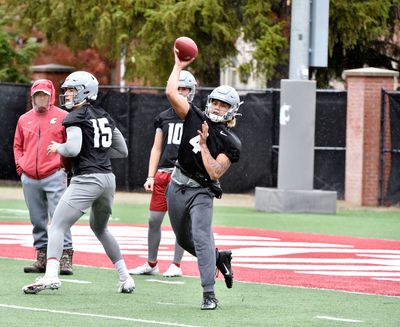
[177,104,241,185]
[155,107,183,169]
[62,104,116,176]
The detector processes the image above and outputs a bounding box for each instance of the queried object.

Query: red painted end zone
[1,222,399,296]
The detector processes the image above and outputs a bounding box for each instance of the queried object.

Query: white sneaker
[22,276,61,294]
[118,276,135,293]
[128,262,159,275]
[163,264,183,277]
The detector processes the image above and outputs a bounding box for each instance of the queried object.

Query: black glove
[209,181,223,199]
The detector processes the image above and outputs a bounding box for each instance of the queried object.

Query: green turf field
[1,198,400,326]
[1,258,400,327]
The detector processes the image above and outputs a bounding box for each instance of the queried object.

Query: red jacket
[13,79,68,179]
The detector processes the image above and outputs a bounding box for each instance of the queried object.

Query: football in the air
[174,37,198,61]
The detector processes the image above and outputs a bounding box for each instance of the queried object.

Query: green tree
[133,0,288,85]
[315,0,400,87]
[2,0,399,87]
[241,0,289,86]
[132,0,243,85]
[0,8,41,83]
[2,0,286,86]
[13,0,146,78]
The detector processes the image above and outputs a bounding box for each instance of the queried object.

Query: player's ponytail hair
[226,118,236,128]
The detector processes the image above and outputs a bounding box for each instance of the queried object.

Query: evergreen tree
[0,8,41,83]
[1,0,399,87]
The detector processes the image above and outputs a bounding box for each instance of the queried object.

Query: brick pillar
[343,67,398,206]
[30,64,75,107]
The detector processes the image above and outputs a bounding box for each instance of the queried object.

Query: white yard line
[315,315,363,323]
[0,304,203,327]
[146,278,185,285]
[372,277,400,282]
[59,278,92,284]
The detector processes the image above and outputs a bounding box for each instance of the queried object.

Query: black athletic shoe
[201,293,218,310]
[216,249,233,288]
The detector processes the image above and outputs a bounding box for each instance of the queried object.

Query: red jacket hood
[31,79,56,106]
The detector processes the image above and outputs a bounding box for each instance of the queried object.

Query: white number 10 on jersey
[167,123,183,145]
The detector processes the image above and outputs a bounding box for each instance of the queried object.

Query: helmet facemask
[59,71,99,110]
[205,85,243,123]
[60,87,85,110]
[185,88,196,103]
[178,70,197,103]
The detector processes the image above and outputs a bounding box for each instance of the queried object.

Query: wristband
[146,176,154,180]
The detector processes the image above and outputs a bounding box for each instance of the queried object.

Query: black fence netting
[124,92,171,191]
[0,83,346,195]
[95,89,134,190]
[0,83,30,180]
[270,90,347,198]
[386,92,400,204]
[220,91,275,192]
[314,91,347,197]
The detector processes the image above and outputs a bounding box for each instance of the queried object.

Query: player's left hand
[197,121,209,146]
[144,178,154,192]
[47,141,61,155]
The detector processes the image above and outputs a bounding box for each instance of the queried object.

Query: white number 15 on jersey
[91,118,112,148]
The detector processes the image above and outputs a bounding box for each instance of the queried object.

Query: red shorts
[149,171,172,212]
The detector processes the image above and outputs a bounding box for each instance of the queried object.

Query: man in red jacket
[13,79,74,275]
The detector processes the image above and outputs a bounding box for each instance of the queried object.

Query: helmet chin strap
[207,112,225,123]
[65,99,86,110]
[65,101,74,110]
